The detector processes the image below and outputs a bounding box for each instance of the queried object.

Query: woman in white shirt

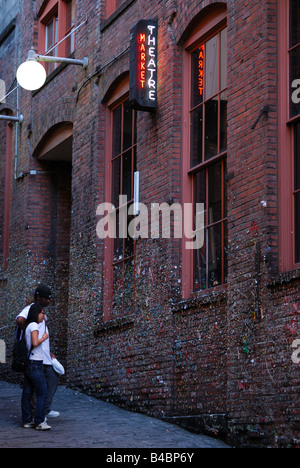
[21,304,51,431]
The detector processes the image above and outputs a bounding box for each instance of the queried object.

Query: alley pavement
[0,380,230,449]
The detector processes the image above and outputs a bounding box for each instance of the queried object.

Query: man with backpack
[15,284,60,420]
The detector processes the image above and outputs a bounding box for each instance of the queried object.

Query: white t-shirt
[16,304,52,365]
[25,322,44,361]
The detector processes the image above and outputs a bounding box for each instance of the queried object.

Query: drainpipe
[14,85,22,180]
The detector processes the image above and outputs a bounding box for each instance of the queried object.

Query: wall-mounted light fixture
[16,48,89,91]
[0,114,23,123]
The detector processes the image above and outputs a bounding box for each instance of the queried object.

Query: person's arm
[31,330,48,348]
[16,316,26,330]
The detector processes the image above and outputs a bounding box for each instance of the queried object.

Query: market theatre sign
[130,19,158,111]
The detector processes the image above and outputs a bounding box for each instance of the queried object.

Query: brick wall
[0,0,299,447]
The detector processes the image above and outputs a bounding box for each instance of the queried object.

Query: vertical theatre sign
[130,20,158,111]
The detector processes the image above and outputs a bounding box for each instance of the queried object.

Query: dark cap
[35,284,51,299]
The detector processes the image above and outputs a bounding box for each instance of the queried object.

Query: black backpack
[11,328,30,373]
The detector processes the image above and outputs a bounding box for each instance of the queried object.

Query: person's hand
[42,332,49,341]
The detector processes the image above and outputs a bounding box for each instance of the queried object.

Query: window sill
[101,0,136,32]
[267,268,300,288]
[172,285,228,314]
[94,316,135,337]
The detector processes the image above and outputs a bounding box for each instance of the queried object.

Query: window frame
[106,0,125,18]
[103,77,137,320]
[44,11,59,73]
[181,6,227,299]
[2,120,13,271]
[38,0,76,67]
[278,0,300,272]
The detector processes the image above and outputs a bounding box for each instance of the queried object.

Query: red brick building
[0,0,299,447]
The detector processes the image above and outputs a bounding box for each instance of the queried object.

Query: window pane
[193,223,225,290]
[112,157,121,207]
[290,0,300,48]
[194,169,206,226]
[45,19,54,51]
[220,28,227,90]
[191,46,204,108]
[114,228,123,263]
[125,215,135,258]
[295,192,300,263]
[133,110,137,145]
[290,46,300,118]
[113,106,122,157]
[190,29,227,292]
[122,150,132,200]
[192,161,227,291]
[208,223,222,287]
[295,122,300,190]
[123,100,133,151]
[220,90,227,153]
[295,122,300,263]
[111,99,137,314]
[194,239,206,291]
[190,107,203,167]
[205,35,219,100]
[205,98,218,160]
[208,162,222,224]
[65,0,75,55]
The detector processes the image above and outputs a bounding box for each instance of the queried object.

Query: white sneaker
[23,421,35,428]
[35,421,51,431]
[46,410,60,418]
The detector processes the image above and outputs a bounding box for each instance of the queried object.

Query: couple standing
[16,285,61,431]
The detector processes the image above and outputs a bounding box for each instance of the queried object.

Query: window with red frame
[294,122,300,263]
[106,0,126,18]
[289,0,300,263]
[1,120,12,270]
[39,0,75,73]
[111,98,137,314]
[65,0,76,56]
[45,12,58,73]
[189,28,228,291]
[289,0,300,119]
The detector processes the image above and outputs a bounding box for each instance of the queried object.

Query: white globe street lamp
[16,51,47,91]
[16,48,88,91]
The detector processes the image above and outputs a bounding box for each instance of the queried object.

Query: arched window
[0,114,13,270]
[106,0,127,18]
[278,0,300,271]
[38,0,76,74]
[182,5,228,297]
[103,75,137,319]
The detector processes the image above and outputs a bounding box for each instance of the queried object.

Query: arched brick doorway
[29,122,73,367]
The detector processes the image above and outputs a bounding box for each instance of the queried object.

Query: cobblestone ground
[0,380,230,449]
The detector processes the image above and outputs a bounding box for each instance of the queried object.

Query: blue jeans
[21,360,48,426]
[43,364,59,415]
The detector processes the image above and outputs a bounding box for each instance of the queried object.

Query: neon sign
[198,45,204,97]
[130,20,158,111]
